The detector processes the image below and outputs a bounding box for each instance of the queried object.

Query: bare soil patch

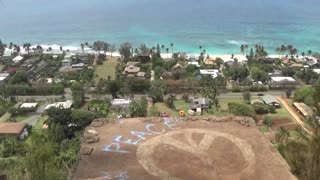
[72,117,296,180]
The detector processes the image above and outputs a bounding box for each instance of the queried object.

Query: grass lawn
[15,115,30,122]
[0,64,4,71]
[95,58,118,81]
[174,100,189,112]
[0,112,11,122]
[154,103,179,117]
[34,115,49,129]
[219,98,245,110]
[259,126,270,133]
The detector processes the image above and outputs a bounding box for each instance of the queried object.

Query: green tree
[242,91,251,104]
[128,97,148,117]
[107,80,122,98]
[119,42,132,60]
[200,75,224,109]
[275,126,290,145]
[147,80,168,103]
[71,82,84,108]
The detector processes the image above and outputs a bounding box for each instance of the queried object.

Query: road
[14,91,286,102]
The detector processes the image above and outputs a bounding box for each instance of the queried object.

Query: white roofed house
[12,55,24,63]
[45,100,73,110]
[0,73,10,85]
[269,76,297,89]
[200,69,220,79]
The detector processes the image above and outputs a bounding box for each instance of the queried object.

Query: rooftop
[111,99,132,106]
[261,95,280,105]
[0,122,27,135]
[271,77,296,82]
[20,103,38,108]
[293,102,314,117]
[12,55,24,62]
[45,100,73,110]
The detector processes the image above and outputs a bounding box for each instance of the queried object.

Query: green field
[154,103,179,117]
[34,115,49,129]
[95,58,118,81]
[15,115,29,122]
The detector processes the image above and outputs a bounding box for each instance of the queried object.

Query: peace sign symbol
[137,128,255,180]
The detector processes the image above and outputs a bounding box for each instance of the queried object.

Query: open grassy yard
[14,115,30,122]
[154,103,179,117]
[34,115,49,129]
[95,58,118,81]
[219,98,245,110]
[174,100,189,112]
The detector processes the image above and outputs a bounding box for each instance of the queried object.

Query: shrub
[252,103,269,114]
[228,102,255,117]
[263,116,272,127]
[182,93,189,103]
[165,94,176,109]
[9,107,37,116]
[268,105,276,114]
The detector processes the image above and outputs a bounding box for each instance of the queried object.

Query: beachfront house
[20,102,38,109]
[0,122,29,140]
[71,63,85,70]
[261,95,280,108]
[187,61,200,67]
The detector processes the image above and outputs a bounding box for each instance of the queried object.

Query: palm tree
[308,50,312,56]
[199,45,202,54]
[166,48,169,53]
[244,44,248,55]
[301,52,305,57]
[60,46,63,51]
[161,45,165,51]
[276,47,281,57]
[84,42,89,46]
[203,49,206,55]
[240,45,245,56]
[170,43,174,54]
[81,43,84,53]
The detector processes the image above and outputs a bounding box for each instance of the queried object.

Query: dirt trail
[277,97,312,135]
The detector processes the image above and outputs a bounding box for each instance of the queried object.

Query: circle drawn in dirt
[136,128,255,180]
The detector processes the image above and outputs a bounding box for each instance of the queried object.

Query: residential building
[62,59,72,67]
[261,95,280,108]
[45,100,73,110]
[191,98,212,110]
[12,55,24,63]
[20,103,38,109]
[200,69,220,79]
[293,102,314,118]
[0,73,10,85]
[0,122,28,139]
[269,76,297,89]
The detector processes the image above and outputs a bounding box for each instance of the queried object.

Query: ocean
[0,0,320,54]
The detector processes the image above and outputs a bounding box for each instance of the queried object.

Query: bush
[252,103,269,114]
[9,107,37,116]
[268,105,276,113]
[228,102,255,117]
[249,85,268,92]
[182,93,189,103]
[165,94,176,109]
[263,116,272,127]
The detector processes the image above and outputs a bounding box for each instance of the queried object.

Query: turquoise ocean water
[0,0,319,54]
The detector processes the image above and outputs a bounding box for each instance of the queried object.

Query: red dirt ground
[72,117,296,180]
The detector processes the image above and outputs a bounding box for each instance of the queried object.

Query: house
[71,63,85,70]
[126,61,140,66]
[62,59,72,67]
[73,53,91,64]
[192,98,211,110]
[0,73,10,85]
[187,61,200,67]
[111,99,132,106]
[123,65,140,75]
[20,57,39,70]
[12,55,24,63]
[312,69,320,74]
[289,63,304,69]
[20,103,38,109]
[269,76,297,88]
[137,54,151,63]
[137,72,146,79]
[0,122,28,139]
[293,102,314,118]
[200,69,220,79]
[45,100,73,110]
[171,63,184,71]
[261,95,280,108]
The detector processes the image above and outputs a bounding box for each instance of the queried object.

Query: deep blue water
[0,0,320,54]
